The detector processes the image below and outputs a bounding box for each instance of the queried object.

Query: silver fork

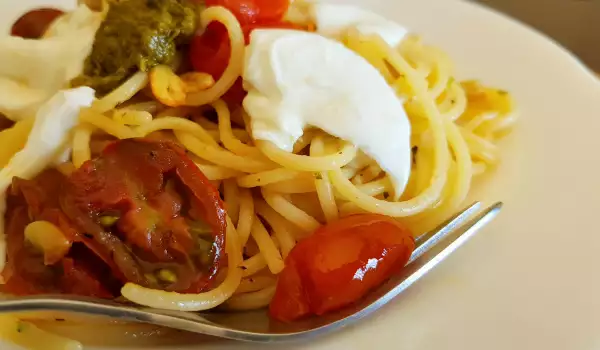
[0,202,502,342]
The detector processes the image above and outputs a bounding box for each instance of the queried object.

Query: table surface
[472,0,600,71]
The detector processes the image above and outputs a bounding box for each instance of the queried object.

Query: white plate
[3,0,600,349]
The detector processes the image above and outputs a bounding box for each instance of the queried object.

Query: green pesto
[74,0,197,95]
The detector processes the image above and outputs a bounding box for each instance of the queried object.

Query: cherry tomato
[189,18,302,106]
[191,0,294,80]
[59,254,116,299]
[11,8,64,39]
[7,170,78,265]
[206,0,290,24]
[3,140,227,298]
[2,180,114,298]
[61,139,227,292]
[222,78,246,106]
[190,20,302,80]
[269,214,416,322]
[189,23,231,79]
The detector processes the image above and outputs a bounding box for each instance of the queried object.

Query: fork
[0,202,502,342]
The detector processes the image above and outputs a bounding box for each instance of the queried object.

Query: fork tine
[411,201,482,264]
[404,202,503,287]
[410,202,503,265]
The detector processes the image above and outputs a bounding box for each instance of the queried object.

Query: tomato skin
[189,20,302,80]
[2,175,115,298]
[206,0,290,24]
[189,21,302,106]
[189,23,230,79]
[3,140,228,298]
[269,258,310,321]
[11,8,64,39]
[61,139,227,291]
[189,0,299,105]
[269,214,416,322]
[60,256,115,299]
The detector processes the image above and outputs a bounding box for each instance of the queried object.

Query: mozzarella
[0,5,102,121]
[286,2,408,47]
[243,29,411,198]
[0,87,95,273]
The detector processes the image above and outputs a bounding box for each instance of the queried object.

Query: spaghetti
[0,1,516,348]
[67,5,515,311]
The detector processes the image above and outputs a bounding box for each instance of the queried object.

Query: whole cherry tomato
[269,214,416,322]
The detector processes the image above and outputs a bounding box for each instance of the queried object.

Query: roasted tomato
[205,0,290,24]
[60,139,227,293]
[2,139,227,298]
[11,8,64,39]
[3,169,116,298]
[269,214,416,322]
[190,0,300,105]
[189,23,231,80]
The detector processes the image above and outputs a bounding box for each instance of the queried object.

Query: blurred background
[473,0,600,71]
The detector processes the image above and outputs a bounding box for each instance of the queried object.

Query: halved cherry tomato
[191,0,297,105]
[189,23,230,80]
[6,170,77,266]
[2,140,227,298]
[59,250,117,299]
[190,20,302,80]
[223,79,247,106]
[206,0,290,24]
[2,173,116,298]
[189,18,302,105]
[61,139,227,293]
[11,8,64,39]
[269,214,416,322]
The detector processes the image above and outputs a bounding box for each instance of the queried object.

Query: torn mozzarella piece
[243,29,411,199]
[0,5,102,121]
[286,2,408,47]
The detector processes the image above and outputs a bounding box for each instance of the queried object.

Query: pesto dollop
[75,0,197,95]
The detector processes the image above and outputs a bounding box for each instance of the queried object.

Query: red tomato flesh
[189,23,230,80]
[2,140,227,298]
[190,0,301,105]
[189,20,303,106]
[11,8,64,39]
[269,214,416,322]
[3,174,116,298]
[61,139,227,292]
[205,0,290,24]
